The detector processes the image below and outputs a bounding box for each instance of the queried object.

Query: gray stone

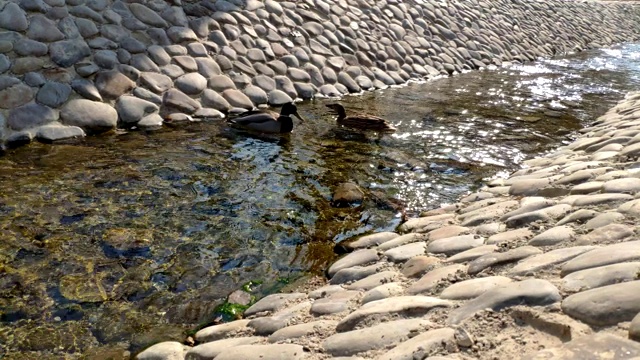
[562,240,640,276]
[384,242,426,263]
[208,74,236,92]
[14,39,48,57]
[60,99,118,134]
[428,235,484,255]
[221,89,253,109]
[248,301,311,335]
[630,313,640,342]
[524,333,640,360]
[7,103,58,130]
[448,279,561,325]
[0,3,28,31]
[69,79,100,101]
[310,290,359,315]
[75,18,98,38]
[0,83,34,109]
[140,72,173,94]
[214,344,306,360]
[94,50,118,69]
[407,264,466,295]
[35,123,85,143]
[201,89,231,112]
[269,320,337,343]
[401,256,440,278]
[185,337,262,360]
[0,41,12,53]
[244,292,306,317]
[27,14,64,42]
[11,57,43,75]
[510,246,597,276]
[0,54,9,73]
[167,26,198,43]
[562,262,640,293]
[49,39,91,67]
[572,193,634,207]
[377,328,456,360]
[328,249,379,277]
[468,246,542,275]
[440,276,513,300]
[193,108,224,119]
[576,223,634,245]
[584,212,625,230]
[362,282,405,304]
[36,82,71,107]
[173,55,198,72]
[148,45,171,66]
[562,281,640,326]
[196,58,222,77]
[163,89,201,114]
[447,245,497,263]
[556,209,600,226]
[24,72,46,87]
[378,233,427,251]
[76,62,99,77]
[89,37,118,50]
[243,85,268,105]
[336,296,451,332]
[348,232,399,249]
[268,89,293,105]
[529,226,575,246]
[115,95,158,124]
[131,54,160,72]
[95,70,136,99]
[130,3,168,27]
[137,341,186,360]
[329,263,383,285]
[344,270,402,291]
[194,319,251,343]
[175,73,207,95]
[323,319,433,357]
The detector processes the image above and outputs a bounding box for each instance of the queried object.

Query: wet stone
[562,262,640,293]
[14,39,48,57]
[60,99,117,134]
[35,123,85,143]
[0,3,28,31]
[401,255,440,278]
[244,292,306,317]
[175,73,207,95]
[268,89,293,105]
[323,319,432,357]
[248,301,311,335]
[28,14,64,42]
[268,320,337,343]
[115,96,158,125]
[398,213,455,233]
[562,240,640,276]
[0,83,34,109]
[95,70,136,99]
[194,319,251,342]
[407,264,467,295]
[468,246,542,275]
[185,337,263,359]
[440,276,513,300]
[336,296,451,332]
[529,226,575,246]
[133,87,162,105]
[214,344,306,360]
[378,233,427,251]
[576,223,634,245]
[562,281,640,326]
[448,279,561,325]
[510,246,597,276]
[524,333,640,360]
[193,108,224,119]
[328,249,379,278]
[130,3,168,27]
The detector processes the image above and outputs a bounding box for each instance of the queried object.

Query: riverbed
[1,43,640,357]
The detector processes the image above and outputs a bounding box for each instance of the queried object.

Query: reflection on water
[2,43,640,356]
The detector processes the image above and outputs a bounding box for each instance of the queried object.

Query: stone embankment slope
[1,0,640,147]
[138,92,640,359]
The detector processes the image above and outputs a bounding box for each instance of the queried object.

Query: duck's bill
[294,112,305,122]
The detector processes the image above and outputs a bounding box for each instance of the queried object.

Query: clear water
[2,43,640,357]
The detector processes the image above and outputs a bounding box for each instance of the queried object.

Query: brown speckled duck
[326,103,396,132]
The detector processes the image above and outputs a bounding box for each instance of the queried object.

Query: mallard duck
[228,102,304,134]
[326,103,396,132]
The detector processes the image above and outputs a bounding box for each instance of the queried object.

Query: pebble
[562,281,640,325]
[344,270,402,291]
[194,319,251,343]
[244,293,306,317]
[328,249,379,277]
[329,263,383,285]
[528,225,575,246]
[440,276,513,300]
[468,246,542,275]
[486,228,532,245]
[7,103,58,131]
[562,261,640,293]
[268,320,337,343]
[348,232,399,249]
[115,96,159,125]
[448,279,561,324]
[60,99,117,134]
[407,264,467,295]
[401,256,440,278]
[310,289,359,315]
[630,312,640,341]
[510,246,597,276]
[361,282,405,304]
[336,296,451,332]
[383,242,425,262]
[561,240,640,276]
[136,341,187,360]
[377,328,456,360]
[323,318,432,356]
[35,123,85,143]
[427,234,484,255]
[185,337,262,359]
[446,245,497,263]
[524,333,640,359]
[576,223,634,245]
[214,344,306,360]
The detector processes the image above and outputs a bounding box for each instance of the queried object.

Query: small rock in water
[331,182,364,207]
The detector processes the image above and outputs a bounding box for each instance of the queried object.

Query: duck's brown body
[228,103,304,134]
[326,104,396,132]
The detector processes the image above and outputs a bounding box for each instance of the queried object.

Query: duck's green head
[281,102,305,122]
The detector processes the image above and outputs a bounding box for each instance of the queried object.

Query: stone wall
[1,0,640,148]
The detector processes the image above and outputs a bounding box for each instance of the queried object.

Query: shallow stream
[2,43,640,357]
